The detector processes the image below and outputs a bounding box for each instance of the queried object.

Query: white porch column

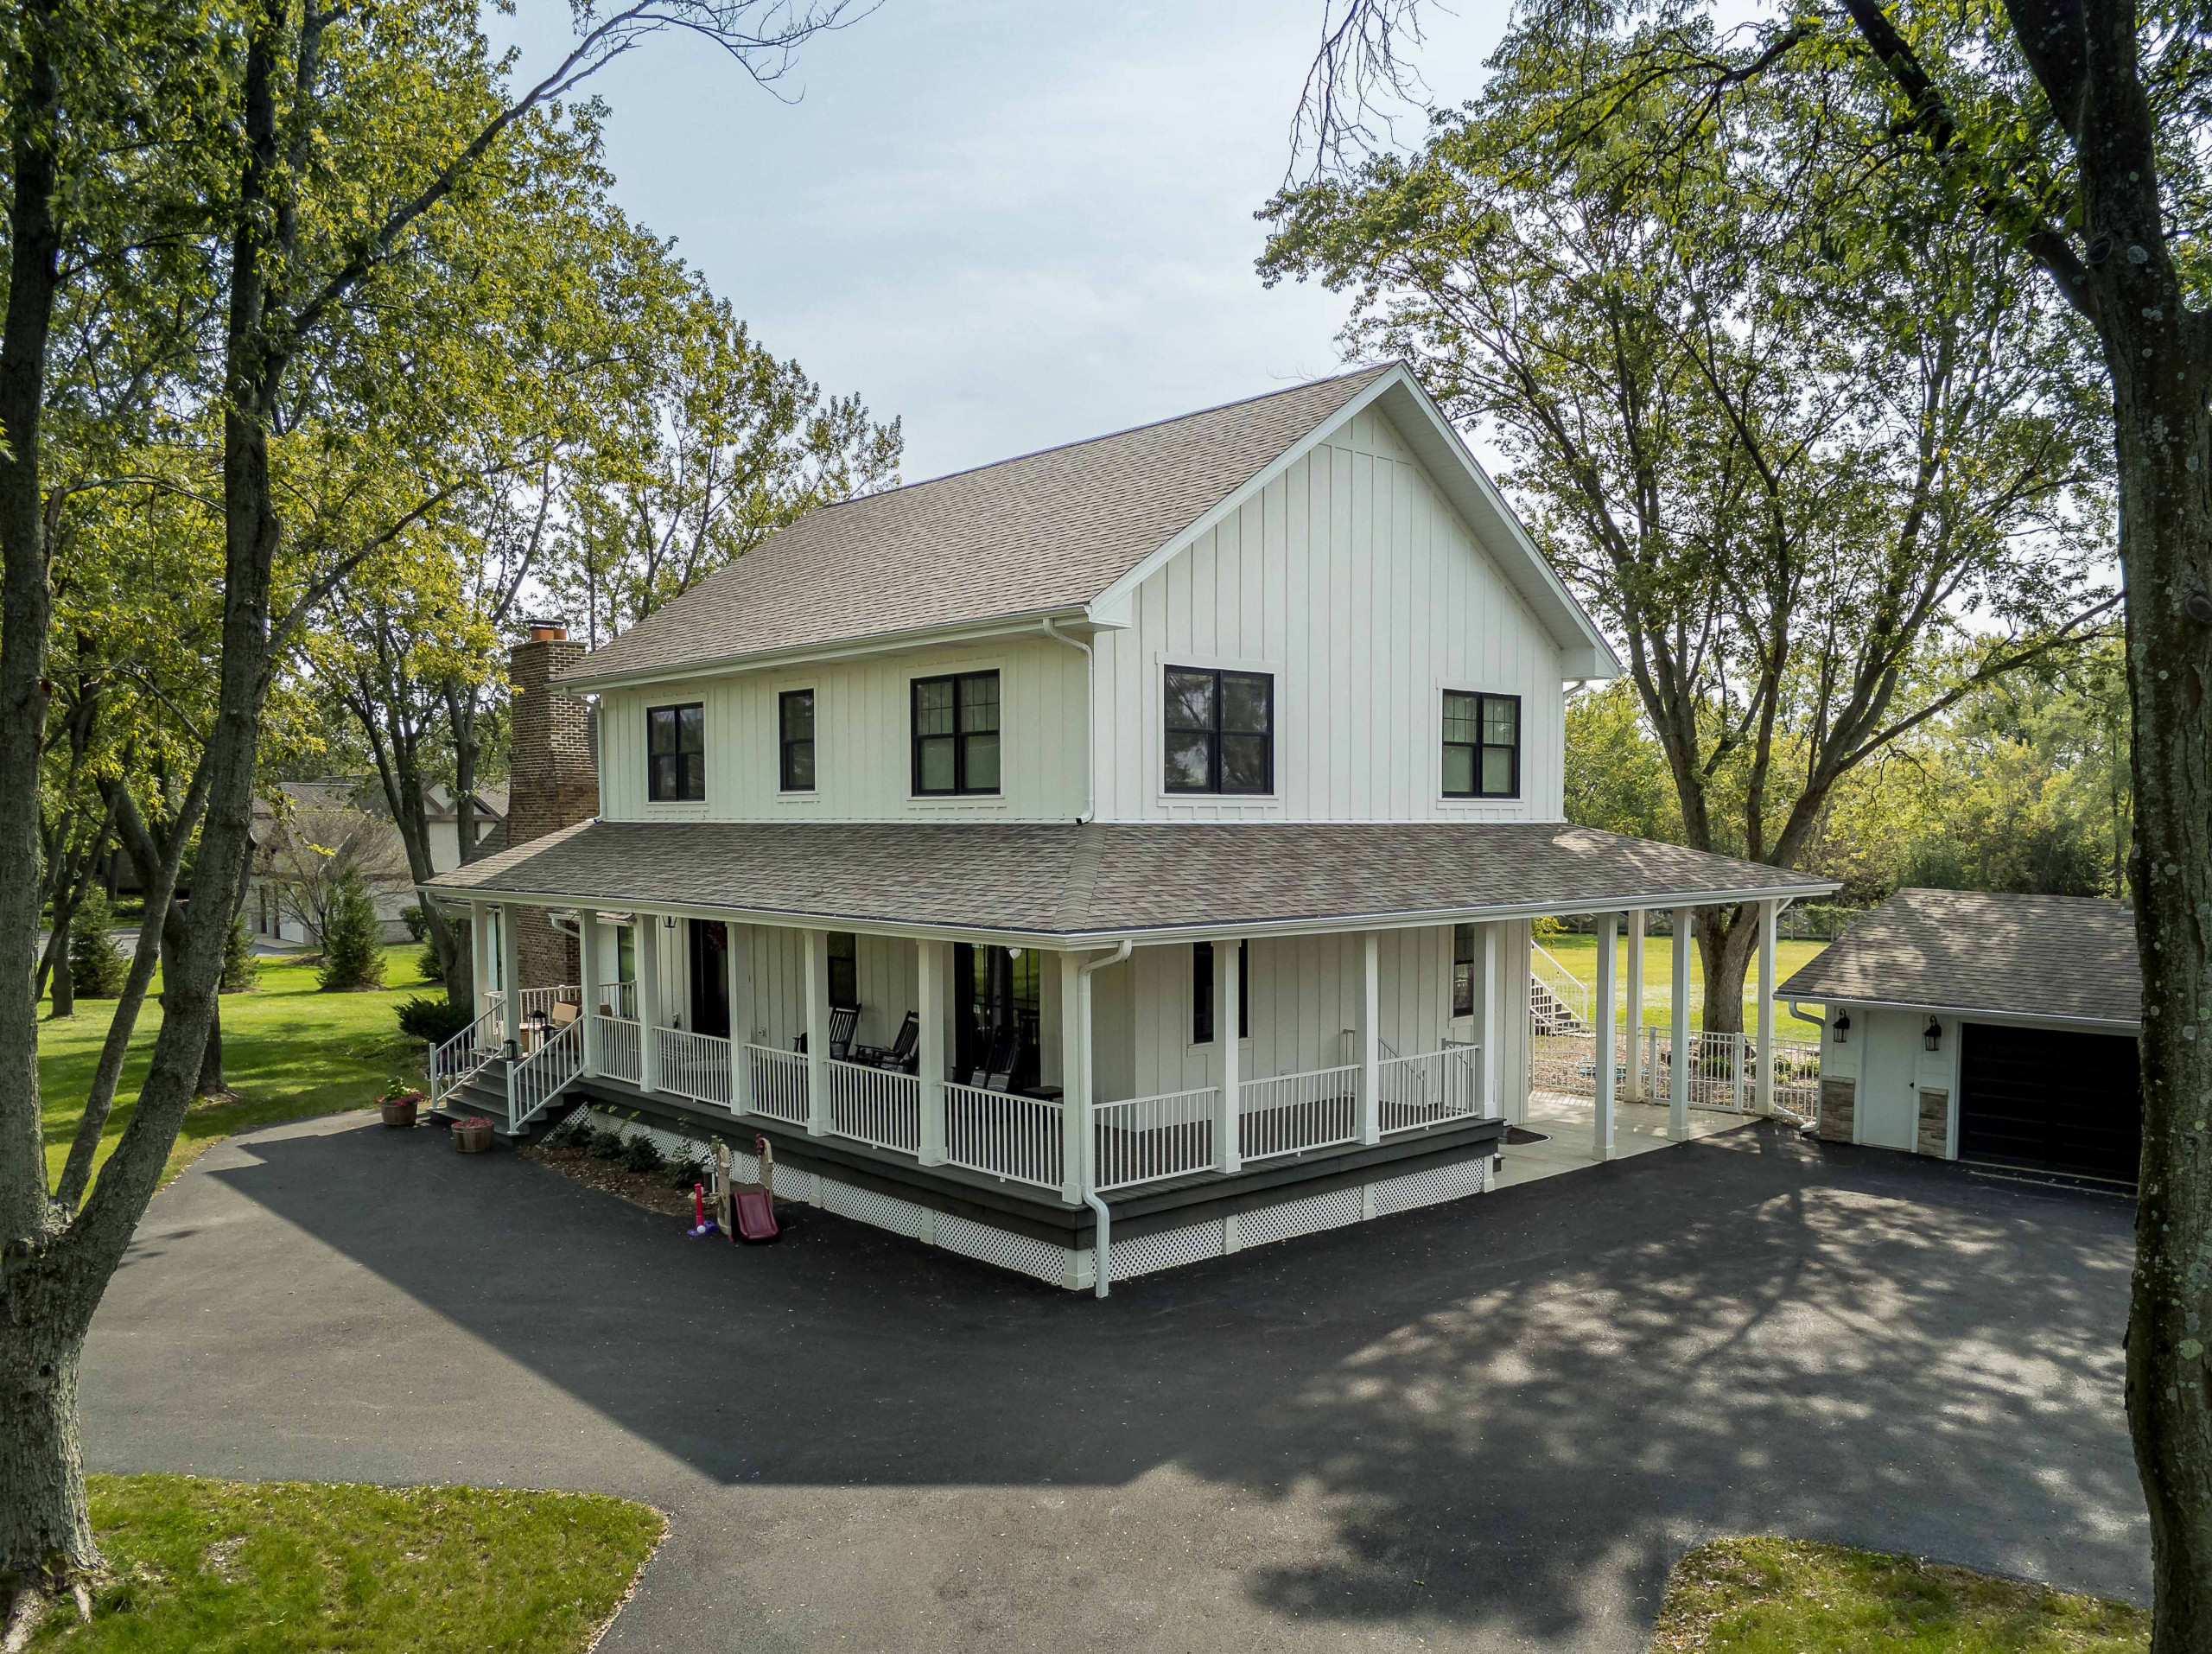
[1670,907,1694,1137]
[1593,911,1618,1161]
[1217,938,1243,1174]
[918,938,948,1165]
[1482,923,1503,1119]
[1624,909,1646,1101]
[1755,898,1780,1115]
[803,928,829,1136]
[1358,932,1382,1145]
[470,903,494,1025]
[579,911,604,1077]
[1059,951,1087,1204]
[498,904,524,1046]
[727,921,752,1116]
[637,918,663,1093]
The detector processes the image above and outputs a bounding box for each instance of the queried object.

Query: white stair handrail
[429,993,505,1109]
[507,1015,584,1133]
[1529,942,1589,1021]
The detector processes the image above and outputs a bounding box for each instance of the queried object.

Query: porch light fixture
[663,915,677,930]
[502,1038,518,1061]
[1831,1011,1850,1045]
[1923,1016,1942,1052]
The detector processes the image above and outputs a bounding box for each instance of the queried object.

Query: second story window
[912,671,1000,796]
[1164,667,1274,794]
[779,689,816,792]
[1442,690,1520,798]
[647,702,705,802]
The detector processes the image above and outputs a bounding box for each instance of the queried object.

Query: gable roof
[1777,887,2140,1029]
[558,364,1618,689]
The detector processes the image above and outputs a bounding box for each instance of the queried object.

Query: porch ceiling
[424,818,1835,944]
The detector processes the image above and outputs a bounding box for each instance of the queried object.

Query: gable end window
[1442,690,1519,799]
[912,671,1001,796]
[1164,667,1274,794]
[1192,940,1250,1045]
[779,689,816,792]
[647,702,706,802]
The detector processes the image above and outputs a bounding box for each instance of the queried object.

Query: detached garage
[1777,888,2141,1186]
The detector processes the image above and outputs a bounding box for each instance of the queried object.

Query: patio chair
[979,1027,1020,1093]
[854,1011,919,1073]
[794,1004,863,1060]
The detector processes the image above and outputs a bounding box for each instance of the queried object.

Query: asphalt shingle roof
[424,819,1833,939]
[560,366,1395,684]
[1777,887,2140,1027]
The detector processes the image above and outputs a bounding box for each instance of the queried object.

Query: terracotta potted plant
[378,1078,423,1129]
[453,1115,495,1154]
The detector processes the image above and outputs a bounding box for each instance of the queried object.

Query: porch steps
[1529,974,1589,1036]
[426,1065,576,1143]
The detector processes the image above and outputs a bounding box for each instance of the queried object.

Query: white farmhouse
[425,365,1835,1290]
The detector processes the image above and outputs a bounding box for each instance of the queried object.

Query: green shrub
[416,942,442,983]
[589,1127,626,1161]
[221,913,260,992]
[666,1149,709,1190]
[67,886,127,999]
[550,1115,594,1148]
[318,867,386,991]
[395,995,474,1045]
[621,1134,664,1174]
[399,902,428,941]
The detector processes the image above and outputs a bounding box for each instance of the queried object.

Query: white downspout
[1786,1001,1828,1030]
[1041,616,1096,825]
[1077,938,1132,1298]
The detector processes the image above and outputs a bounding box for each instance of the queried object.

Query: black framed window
[1442,690,1519,798]
[1164,667,1273,794]
[828,932,858,1008]
[1453,923,1476,1017]
[646,702,706,802]
[912,671,1001,795]
[1192,941,1250,1044]
[779,689,816,792]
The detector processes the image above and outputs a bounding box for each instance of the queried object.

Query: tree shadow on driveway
[99,1113,2144,1651]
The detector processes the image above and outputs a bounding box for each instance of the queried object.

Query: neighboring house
[251,779,507,944]
[425,364,1835,1291]
[1782,887,2142,1185]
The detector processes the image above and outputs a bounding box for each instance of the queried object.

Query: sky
[493,1,1510,484]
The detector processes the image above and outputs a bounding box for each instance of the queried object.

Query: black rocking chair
[854,1010,920,1074]
[792,1004,863,1061]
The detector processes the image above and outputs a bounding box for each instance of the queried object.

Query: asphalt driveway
[82,1113,2146,1651]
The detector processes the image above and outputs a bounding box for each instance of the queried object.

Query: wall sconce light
[1923,1016,1943,1052]
[663,915,677,930]
[1831,1011,1850,1045]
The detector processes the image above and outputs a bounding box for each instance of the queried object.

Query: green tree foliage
[220,915,259,995]
[316,869,385,994]
[1564,683,1682,843]
[65,887,124,1002]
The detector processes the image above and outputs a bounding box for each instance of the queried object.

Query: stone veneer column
[505,622,598,990]
[1817,1076,1857,1142]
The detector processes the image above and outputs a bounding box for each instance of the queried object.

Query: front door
[954,944,1041,1089]
[1857,1008,1919,1149]
[687,919,730,1040]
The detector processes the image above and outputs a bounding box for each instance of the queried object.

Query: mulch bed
[520,1141,708,1219]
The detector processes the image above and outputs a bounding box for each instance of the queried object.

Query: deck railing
[658,1026,732,1109]
[747,1044,811,1126]
[1643,1027,1820,1116]
[1378,1046,1484,1134]
[1239,1062,1362,1162]
[944,1081,1062,1189]
[828,1059,921,1153]
[508,1015,583,1131]
[595,1015,642,1085]
[514,983,577,1025]
[1092,1086,1219,1192]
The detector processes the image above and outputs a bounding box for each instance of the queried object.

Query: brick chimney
[506,620,597,989]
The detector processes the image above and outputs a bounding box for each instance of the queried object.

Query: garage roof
[1778,887,2140,1028]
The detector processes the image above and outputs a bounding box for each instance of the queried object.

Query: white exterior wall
[596,635,1089,824]
[1822,1003,1960,1157]
[1092,404,1570,824]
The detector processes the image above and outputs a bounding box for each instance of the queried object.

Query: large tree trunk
[0,1300,94,1598]
[1693,904,1760,1037]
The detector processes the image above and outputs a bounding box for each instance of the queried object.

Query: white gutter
[1040,616,1096,824]
[1077,939,1133,1299]
[1786,1000,1827,1031]
[1800,993,2141,1035]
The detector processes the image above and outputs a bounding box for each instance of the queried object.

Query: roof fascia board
[555,607,1110,695]
[1795,992,2140,1034]
[421,875,1838,951]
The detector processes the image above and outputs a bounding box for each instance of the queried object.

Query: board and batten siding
[595,634,1089,824]
[1093,404,1569,823]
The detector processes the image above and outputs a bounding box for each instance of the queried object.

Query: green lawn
[1534,931,1832,1038]
[1649,1536,2147,1653]
[38,944,434,1194]
[30,1474,662,1653]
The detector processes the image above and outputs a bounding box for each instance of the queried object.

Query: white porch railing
[1092,1086,1219,1192]
[1643,1027,1820,1116]
[594,978,638,1021]
[514,983,577,1024]
[1377,1045,1484,1134]
[508,1014,583,1132]
[658,1026,732,1109]
[428,993,505,1109]
[944,1081,1062,1189]
[747,1044,811,1126]
[829,1059,921,1153]
[1530,943,1591,1034]
[1239,1062,1361,1162]
[596,1015,642,1085]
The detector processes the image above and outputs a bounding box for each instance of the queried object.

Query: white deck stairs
[1529,943,1592,1036]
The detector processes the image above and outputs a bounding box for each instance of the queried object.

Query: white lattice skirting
[572,1108,1490,1291]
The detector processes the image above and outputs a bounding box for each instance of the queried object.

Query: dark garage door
[1959,1021,2141,1182]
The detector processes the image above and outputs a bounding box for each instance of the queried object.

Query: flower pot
[379,1099,419,1129]
[453,1122,494,1154]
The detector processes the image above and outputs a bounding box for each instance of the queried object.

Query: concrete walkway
[83,1111,2145,1652]
[1497,1093,1754,1189]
